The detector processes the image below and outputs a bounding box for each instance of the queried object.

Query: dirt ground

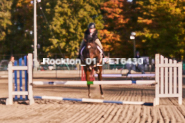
[0,73,185,123]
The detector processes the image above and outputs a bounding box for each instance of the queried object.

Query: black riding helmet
[88,23,96,29]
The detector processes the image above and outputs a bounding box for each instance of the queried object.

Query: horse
[81,41,104,98]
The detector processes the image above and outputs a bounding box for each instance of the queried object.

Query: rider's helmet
[88,23,96,29]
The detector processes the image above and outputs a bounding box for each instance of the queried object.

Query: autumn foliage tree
[101,0,185,59]
[1,0,185,60]
[45,0,104,57]
[5,0,34,55]
[136,0,185,59]
[0,0,12,54]
[100,0,135,58]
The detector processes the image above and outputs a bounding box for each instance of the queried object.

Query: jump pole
[94,74,123,77]
[33,80,156,85]
[34,96,153,106]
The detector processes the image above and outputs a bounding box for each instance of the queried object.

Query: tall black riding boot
[77,49,81,59]
[102,49,105,58]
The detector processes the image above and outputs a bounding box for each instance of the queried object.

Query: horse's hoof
[88,94,91,98]
[101,95,104,99]
[96,69,99,74]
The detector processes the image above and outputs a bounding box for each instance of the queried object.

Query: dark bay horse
[81,42,104,98]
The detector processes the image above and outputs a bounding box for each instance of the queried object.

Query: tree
[0,0,12,54]
[136,0,185,59]
[46,0,104,57]
[5,0,34,55]
[101,0,185,59]
[101,0,134,57]
[5,0,57,58]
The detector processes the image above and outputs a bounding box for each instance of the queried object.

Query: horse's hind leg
[86,69,91,98]
[99,85,104,98]
[88,85,91,98]
[98,66,104,98]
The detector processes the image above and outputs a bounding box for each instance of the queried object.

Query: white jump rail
[127,74,155,77]
[33,80,156,85]
[94,74,123,77]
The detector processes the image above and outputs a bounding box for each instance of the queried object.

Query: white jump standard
[6,54,34,105]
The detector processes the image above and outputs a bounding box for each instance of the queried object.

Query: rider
[77,23,104,58]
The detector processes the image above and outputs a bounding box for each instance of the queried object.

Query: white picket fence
[6,53,183,106]
[154,54,182,105]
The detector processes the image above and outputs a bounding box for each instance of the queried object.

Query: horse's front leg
[86,68,91,98]
[98,66,104,98]
[96,62,100,74]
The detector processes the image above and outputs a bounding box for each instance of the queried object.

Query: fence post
[6,62,13,105]
[154,54,159,106]
[28,53,34,105]
[178,62,182,105]
[19,58,23,100]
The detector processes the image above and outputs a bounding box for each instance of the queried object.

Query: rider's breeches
[80,39,103,49]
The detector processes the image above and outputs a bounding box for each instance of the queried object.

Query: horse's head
[82,42,102,71]
[84,42,97,58]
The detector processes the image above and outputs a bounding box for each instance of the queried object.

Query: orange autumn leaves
[100,0,125,52]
